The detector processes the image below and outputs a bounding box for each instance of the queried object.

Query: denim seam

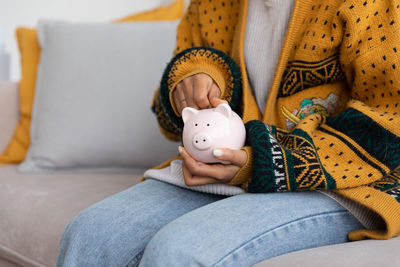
[212,209,349,267]
[125,249,144,267]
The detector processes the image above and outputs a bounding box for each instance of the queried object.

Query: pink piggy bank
[182,103,246,163]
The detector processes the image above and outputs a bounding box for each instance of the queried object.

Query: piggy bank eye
[195,123,198,126]
[207,123,210,126]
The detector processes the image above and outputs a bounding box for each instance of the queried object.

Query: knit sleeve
[244,0,400,193]
[151,1,202,141]
[244,111,399,192]
[151,1,242,140]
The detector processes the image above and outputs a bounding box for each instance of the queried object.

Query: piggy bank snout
[192,133,212,151]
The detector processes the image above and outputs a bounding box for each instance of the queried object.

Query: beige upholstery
[0,165,142,267]
[0,82,18,153]
[254,236,400,267]
[0,258,19,267]
[2,162,398,267]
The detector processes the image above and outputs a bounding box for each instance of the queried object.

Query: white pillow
[19,20,179,173]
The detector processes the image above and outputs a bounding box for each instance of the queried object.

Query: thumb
[210,97,227,108]
[213,148,247,167]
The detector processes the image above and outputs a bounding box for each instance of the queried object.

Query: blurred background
[0,0,177,81]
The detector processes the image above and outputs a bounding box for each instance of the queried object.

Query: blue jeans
[56,179,364,267]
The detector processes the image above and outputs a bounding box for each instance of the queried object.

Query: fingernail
[178,146,184,154]
[213,149,223,157]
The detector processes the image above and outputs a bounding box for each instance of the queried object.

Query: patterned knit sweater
[151,0,400,241]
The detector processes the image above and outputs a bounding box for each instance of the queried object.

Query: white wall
[0,0,175,81]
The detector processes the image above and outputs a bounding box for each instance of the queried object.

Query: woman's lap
[56,179,364,267]
[139,189,364,266]
[56,179,224,267]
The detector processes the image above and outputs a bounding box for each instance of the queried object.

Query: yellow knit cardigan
[151,0,400,241]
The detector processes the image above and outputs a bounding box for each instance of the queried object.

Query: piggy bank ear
[182,107,199,124]
[214,103,232,118]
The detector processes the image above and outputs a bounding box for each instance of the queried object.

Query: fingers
[180,146,220,186]
[210,96,227,108]
[208,83,221,105]
[181,148,222,178]
[182,79,199,110]
[213,148,248,167]
[182,163,219,186]
[174,73,224,115]
[193,74,214,109]
[179,146,240,185]
[174,83,187,114]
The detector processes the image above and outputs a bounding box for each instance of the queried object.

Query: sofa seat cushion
[0,165,142,267]
[2,163,399,267]
[255,235,400,267]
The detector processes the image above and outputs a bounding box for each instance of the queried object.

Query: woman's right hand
[173,73,221,115]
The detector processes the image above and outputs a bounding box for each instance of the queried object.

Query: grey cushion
[0,165,142,267]
[20,20,179,172]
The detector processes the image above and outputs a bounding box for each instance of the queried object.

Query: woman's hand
[173,73,221,114]
[179,146,248,186]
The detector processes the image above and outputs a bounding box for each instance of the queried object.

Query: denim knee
[57,210,94,262]
[57,207,118,267]
[139,226,206,267]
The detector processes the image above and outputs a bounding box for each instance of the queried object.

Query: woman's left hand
[179,146,247,186]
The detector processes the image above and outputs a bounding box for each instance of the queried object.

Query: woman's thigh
[139,191,364,267]
[56,179,224,267]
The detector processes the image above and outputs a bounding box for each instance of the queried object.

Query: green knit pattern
[246,107,400,196]
[245,120,335,193]
[325,108,400,170]
[370,166,400,202]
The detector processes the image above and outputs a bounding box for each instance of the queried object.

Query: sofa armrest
[0,82,19,153]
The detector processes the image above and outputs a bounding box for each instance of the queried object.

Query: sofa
[0,81,399,267]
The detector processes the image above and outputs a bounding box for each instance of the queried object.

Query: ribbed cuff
[168,66,226,116]
[245,120,280,193]
[156,47,243,135]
